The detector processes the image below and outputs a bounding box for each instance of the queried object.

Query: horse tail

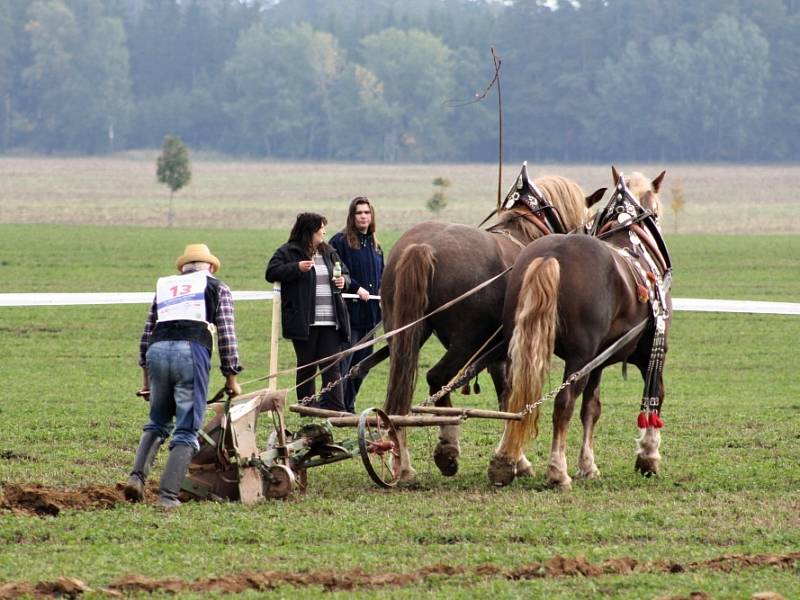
[384,243,436,415]
[503,256,560,459]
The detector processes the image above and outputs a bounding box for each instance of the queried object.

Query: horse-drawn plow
[180,387,523,504]
[180,164,673,503]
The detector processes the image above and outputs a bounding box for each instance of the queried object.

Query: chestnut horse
[490,168,669,489]
[382,162,606,482]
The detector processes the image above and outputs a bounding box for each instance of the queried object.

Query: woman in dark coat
[330,197,384,413]
[266,213,351,411]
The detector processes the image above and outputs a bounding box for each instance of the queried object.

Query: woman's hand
[333,276,345,289]
[298,260,314,272]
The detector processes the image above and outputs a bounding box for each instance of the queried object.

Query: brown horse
[488,167,669,489]
[382,162,606,482]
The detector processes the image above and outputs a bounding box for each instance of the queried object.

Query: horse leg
[546,370,587,489]
[395,427,417,484]
[488,360,533,478]
[488,361,507,412]
[635,372,664,477]
[575,369,603,480]
[384,325,433,484]
[426,345,475,477]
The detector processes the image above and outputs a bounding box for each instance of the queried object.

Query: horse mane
[626,172,662,218]
[495,175,590,236]
[534,175,591,229]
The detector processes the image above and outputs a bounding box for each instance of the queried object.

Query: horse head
[611,166,666,223]
[596,167,671,271]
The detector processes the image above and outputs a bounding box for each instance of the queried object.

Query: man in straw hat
[125,243,242,509]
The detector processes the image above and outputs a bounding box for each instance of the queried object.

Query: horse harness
[595,182,672,429]
[486,205,566,249]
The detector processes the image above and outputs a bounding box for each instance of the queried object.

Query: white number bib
[156,271,209,322]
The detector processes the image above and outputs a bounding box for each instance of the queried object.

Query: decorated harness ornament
[501,161,567,235]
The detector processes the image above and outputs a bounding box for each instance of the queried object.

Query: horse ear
[652,170,667,193]
[585,187,606,209]
[611,165,621,186]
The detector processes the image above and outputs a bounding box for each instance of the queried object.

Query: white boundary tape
[0,292,797,314]
[671,298,800,316]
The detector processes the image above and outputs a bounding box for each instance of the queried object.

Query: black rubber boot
[124,431,164,502]
[156,444,195,509]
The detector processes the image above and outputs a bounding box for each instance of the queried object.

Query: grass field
[0,159,799,598]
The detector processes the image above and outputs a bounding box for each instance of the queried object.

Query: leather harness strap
[629,222,668,274]
[515,209,552,237]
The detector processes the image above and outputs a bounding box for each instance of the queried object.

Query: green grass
[1,224,799,598]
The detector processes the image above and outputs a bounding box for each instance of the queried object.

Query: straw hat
[176,243,220,272]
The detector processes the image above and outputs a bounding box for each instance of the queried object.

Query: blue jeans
[340,326,373,413]
[144,340,210,451]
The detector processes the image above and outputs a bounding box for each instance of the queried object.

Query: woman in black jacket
[266,213,351,412]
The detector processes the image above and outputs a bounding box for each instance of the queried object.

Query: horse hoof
[547,478,572,490]
[575,467,600,480]
[635,456,660,477]
[515,456,534,478]
[434,444,459,477]
[487,456,516,487]
[546,469,572,490]
[398,466,418,484]
[397,479,422,490]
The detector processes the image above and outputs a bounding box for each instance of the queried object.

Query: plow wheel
[263,464,296,499]
[357,407,402,488]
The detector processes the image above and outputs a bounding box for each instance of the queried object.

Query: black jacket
[265,241,351,342]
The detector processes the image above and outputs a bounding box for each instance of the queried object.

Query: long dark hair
[344,196,380,250]
[289,212,328,256]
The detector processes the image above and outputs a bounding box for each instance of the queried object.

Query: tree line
[0,0,797,162]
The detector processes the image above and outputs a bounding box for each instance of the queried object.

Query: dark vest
[150,276,221,351]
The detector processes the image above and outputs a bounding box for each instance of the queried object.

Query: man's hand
[138,367,150,400]
[357,287,370,301]
[226,376,241,397]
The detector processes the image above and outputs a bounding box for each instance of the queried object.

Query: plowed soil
[1,483,796,598]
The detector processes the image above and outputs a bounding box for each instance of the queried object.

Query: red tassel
[646,271,657,283]
[637,285,649,303]
[648,412,664,428]
[460,384,471,395]
[637,411,648,428]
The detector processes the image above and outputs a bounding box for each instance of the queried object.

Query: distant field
[1,156,799,233]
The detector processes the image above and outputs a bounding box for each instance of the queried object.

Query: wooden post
[268,283,281,391]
